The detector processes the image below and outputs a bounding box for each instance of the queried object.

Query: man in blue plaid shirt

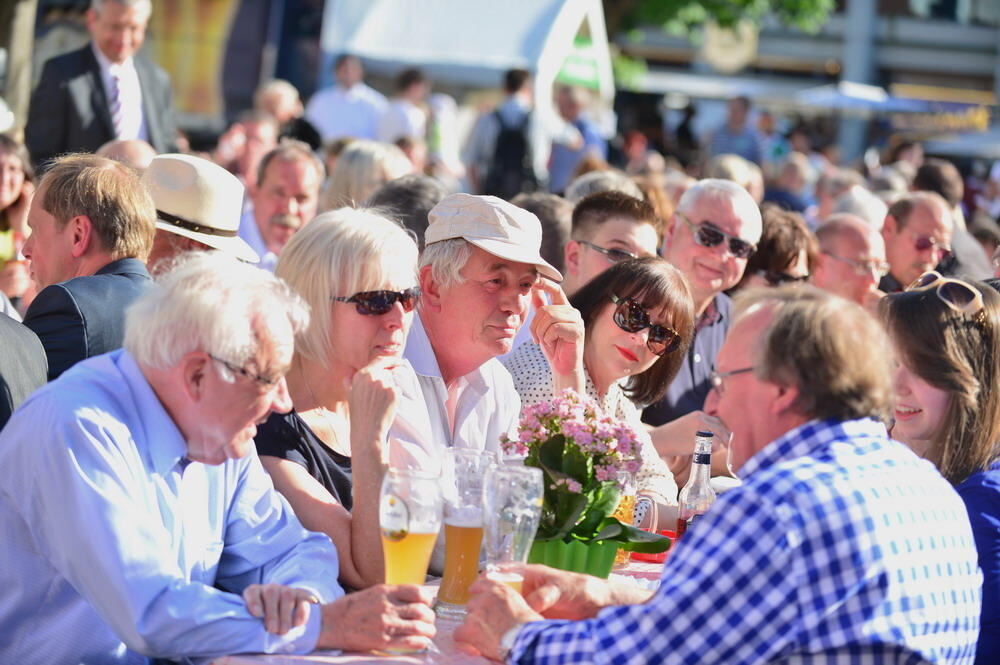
[457,286,982,664]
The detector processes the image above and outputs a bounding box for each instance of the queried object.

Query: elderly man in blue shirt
[0,252,435,663]
[456,286,982,665]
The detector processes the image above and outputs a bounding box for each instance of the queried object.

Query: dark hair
[888,140,921,164]
[503,68,530,94]
[744,207,818,278]
[511,192,573,273]
[396,68,426,93]
[570,257,694,405]
[0,135,34,232]
[913,158,964,207]
[334,53,357,70]
[880,282,1000,484]
[366,174,448,251]
[571,190,657,240]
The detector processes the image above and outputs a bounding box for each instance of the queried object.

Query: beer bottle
[676,430,716,538]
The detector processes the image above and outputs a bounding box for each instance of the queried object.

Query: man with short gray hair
[26,0,177,168]
[0,252,437,663]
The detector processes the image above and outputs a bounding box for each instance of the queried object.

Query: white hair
[677,178,763,242]
[419,238,473,290]
[91,0,152,16]
[564,169,642,205]
[833,185,888,231]
[124,252,309,376]
[319,140,412,212]
[276,207,419,367]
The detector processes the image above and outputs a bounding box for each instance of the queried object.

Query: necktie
[109,70,125,138]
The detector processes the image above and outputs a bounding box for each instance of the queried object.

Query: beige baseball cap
[425,193,562,282]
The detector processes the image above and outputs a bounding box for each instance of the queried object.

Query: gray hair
[419,238,473,290]
[124,252,309,377]
[677,178,763,241]
[91,0,152,16]
[833,185,888,231]
[276,207,418,367]
[564,169,642,205]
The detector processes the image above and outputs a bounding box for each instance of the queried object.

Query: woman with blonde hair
[255,207,420,589]
[881,273,1000,664]
[319,139,412,211]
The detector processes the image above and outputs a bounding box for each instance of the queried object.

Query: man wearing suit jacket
[26,0,176,170]
[22,153,155,380]
[0,315,47,430]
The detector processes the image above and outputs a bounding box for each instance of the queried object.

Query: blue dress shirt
[0,350,343,664]
[510,418,982,665]
[957,460,1000,665]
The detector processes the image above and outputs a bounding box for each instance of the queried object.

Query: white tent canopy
[318,0,615,103]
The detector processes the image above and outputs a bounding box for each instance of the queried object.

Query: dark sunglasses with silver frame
[676,211,756,260]
[332,287,421,316]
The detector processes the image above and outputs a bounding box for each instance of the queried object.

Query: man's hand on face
[317,584,437,652]
[531,278,586,394]
[454,576,543,661]
[243,584,318,635]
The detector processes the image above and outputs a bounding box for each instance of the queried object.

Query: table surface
[211,561,664,664]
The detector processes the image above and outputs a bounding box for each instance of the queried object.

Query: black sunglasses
[610,294,682,357]
[677,212,756,260]
[757,270,809,287]
[332,287,420,315]
[577,240,637,264]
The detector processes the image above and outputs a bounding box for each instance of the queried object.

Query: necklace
[300,363,351,457]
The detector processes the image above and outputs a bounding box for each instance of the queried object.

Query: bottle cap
[695,430,714,438]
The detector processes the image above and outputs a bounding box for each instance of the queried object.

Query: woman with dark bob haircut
[502,256,694,520]
[881,273,1000,664]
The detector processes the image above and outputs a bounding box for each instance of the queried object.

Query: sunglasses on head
[610,294,682,357]
[332,287,421,315]
[906,271,983,316]
[756,270,809,287]
[677,212,756,260]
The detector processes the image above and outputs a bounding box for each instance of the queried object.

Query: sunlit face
[86,3,149,64]
[662,196,762,306]
[814,230,885,304]
[433,246,537,368]
[0,151,26,212]
[329,268,417,373]
[566,218,658,294]
[186,316,294,465]
[890,357,949,459]
[252,158,321,255]
[883,202,952,288]
[21,185,75,289]
[583,299,664,393]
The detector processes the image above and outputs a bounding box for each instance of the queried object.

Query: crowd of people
[0,1,999,664]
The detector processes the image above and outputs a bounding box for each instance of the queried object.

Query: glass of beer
[612,470,636,567]
[379,468,442,587]
[435,450,493,619]
[482,464,544,593]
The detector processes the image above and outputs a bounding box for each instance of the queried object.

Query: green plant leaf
[562,442,592,484]
[589,517,671,553]
[538,434,567,476]
[571,483,621,539]
[551,491,589,541]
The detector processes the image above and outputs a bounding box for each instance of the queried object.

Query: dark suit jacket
[0,315,47,431]
[23,258,152,380]
[26,44,177,169]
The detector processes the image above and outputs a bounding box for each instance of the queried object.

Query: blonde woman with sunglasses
[881,271,1000,664]
[502,257,695,524]
[255,208,421,590]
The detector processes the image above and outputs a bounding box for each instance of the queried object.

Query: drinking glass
[379,468,442,586]
[435,450,493,618]
[482,464,543,593]
[612,471,636,567]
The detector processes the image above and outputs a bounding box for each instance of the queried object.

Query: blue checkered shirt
[510,418,982,665]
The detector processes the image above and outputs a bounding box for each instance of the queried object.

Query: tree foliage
[604,0,836,38]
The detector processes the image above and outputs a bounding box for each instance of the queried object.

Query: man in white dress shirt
[378,68,429,144]
[305,55,387,142]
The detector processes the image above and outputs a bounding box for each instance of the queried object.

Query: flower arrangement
[501,390,670,553]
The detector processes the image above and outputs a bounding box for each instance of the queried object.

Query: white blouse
[501,342,678,504]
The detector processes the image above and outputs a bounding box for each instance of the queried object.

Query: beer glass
[482,464,543,593]
[379,468,442,586]
[435,450,493,618]
[612,470,636,567]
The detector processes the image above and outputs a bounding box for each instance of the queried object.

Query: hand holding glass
[482,465,544,593]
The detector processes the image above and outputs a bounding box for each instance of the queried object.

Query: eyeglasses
[756,270,809,287]
[577,240,637,264]
[676,212,756,260]
[822,251,890,278]
[911,233,951,257]
[209,354,285,389]
[610,294,682,357]
[709,366,756,395]
[332,287,420,315]
[906,271,983,316]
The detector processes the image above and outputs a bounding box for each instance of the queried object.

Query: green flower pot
[527,538,619,579]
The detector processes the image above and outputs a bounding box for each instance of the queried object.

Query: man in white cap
[143,153,260,273]
[393,194,584,469]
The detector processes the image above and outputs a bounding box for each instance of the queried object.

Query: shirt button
[694,353,702,363]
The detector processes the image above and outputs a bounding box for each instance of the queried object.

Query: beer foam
[445,507,483,528]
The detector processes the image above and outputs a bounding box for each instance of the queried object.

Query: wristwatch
[497,623,524,662]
